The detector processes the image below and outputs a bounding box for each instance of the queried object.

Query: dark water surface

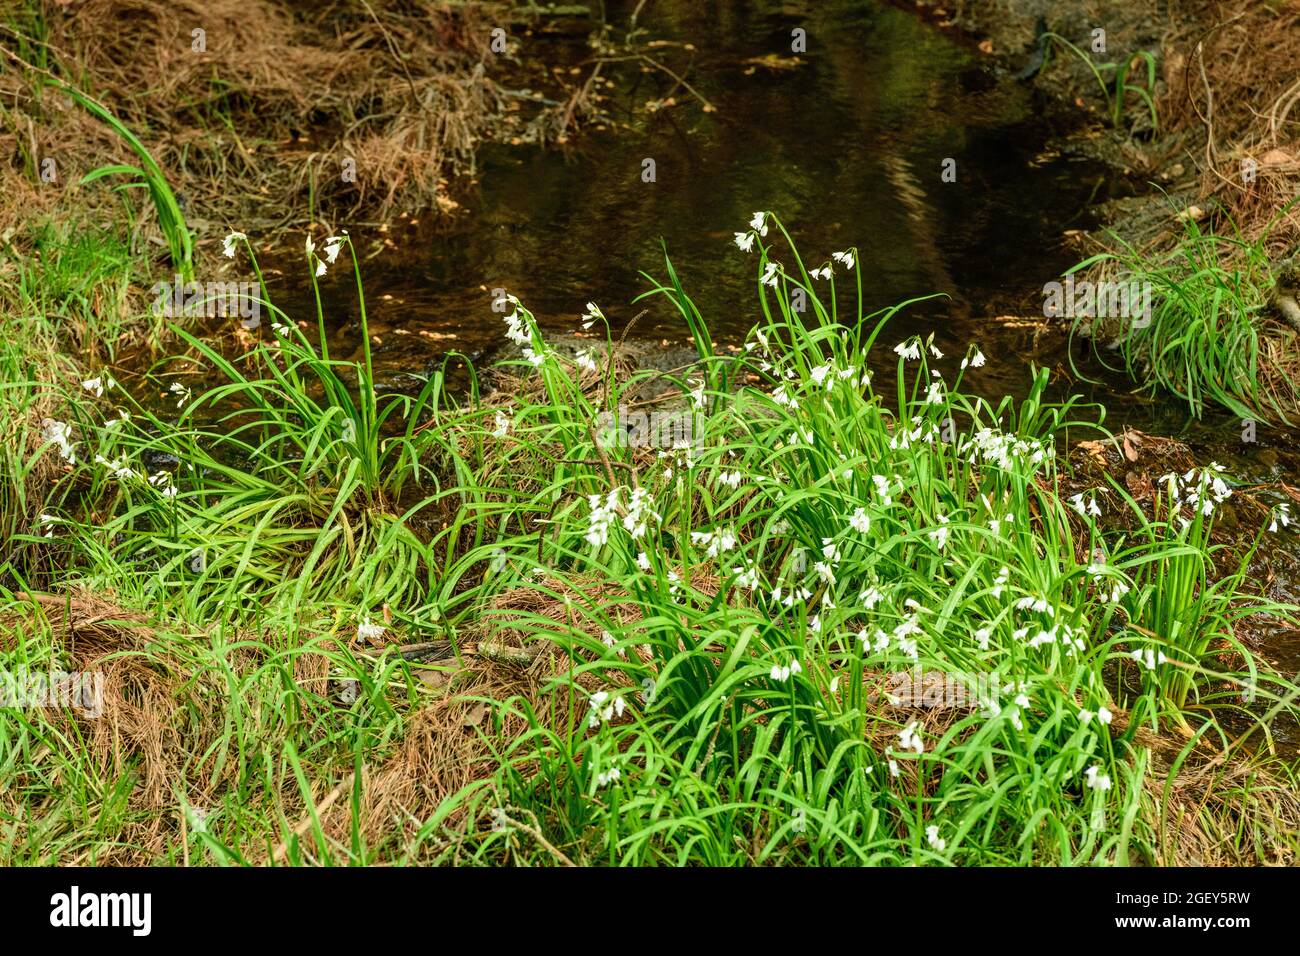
[282,0,1120,377]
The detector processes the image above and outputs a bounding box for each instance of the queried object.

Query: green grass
[1041,32,1159,133]
[1068,202,1300,423]
[0,212,1297,865]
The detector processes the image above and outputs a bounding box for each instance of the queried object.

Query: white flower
[690,527,737,558]
[40,419,76,464]
[575,349,597,372]
[1068,493,1101,517]
[928,342,944,360]
[760,262,781,287]
[596,766,621,788]
[831,250,855,270]
[222,231,246,258]
[581,301,604,330]
[323,235,345,264]
[622,486,658,539]
[37,513,58,538]
[893,339,921,361]
[587,691,611,728]
[169,381,191,408]
[813,561,836,585]
[636,551,651,571]
[925,825,946,851]
[849,507,871,534]
[585,490,620,548]
[928,513,950,551]
[810,266,832,280]
[770,658,802,682]
[1084,765,1112,791]
[1269,503,1292,533]
[503,306,530,345]
[1130,647,1168,670]
[1097,706,1113,725]
[733,565,760,590]
[748,211,769,236]
[961,348,986,369]
[522,347,547,367]
[81,376,113,397]
[897,721,924,754]
[94,454,135,481]
[734,231,756,253]
[991,566,1010,598]
[356,617,385,644]
[492,410,510,438]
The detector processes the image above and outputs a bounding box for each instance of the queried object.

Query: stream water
[237,0,1298,742]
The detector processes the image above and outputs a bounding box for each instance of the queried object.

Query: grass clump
[1068,203,1300,422]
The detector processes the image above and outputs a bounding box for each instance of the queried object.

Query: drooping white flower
[1084,765,1112,791]
[925,824,946,851]
[749,211,769,236]
[81,376,114,397]
[41,419,76,464]
[222,231,246,258]
[760,262,781,288]
[492,409,510,438]
[849,507,871,534]
[893,339,921,362]
[585,490,620,548]
[622,486,657,539]
[1269,503,1292,533]
[356,617,385,644]
[770,658,802,682]
[587,690,625,728]
[928,513,950,551]
[1130,647,1168,670]
[595,766,622,788]
[897,721,924,754]
[734,231,756,253]
[575,349,597,373]
[831,250,855,270]
[690,527,738,558]
[581,301,604,330]
[961,348,986,370]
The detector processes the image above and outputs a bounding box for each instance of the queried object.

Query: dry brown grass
[0,0,521,245]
